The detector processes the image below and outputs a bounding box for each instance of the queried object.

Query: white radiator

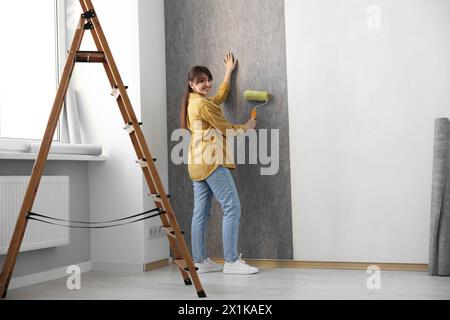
[0,176,70,255]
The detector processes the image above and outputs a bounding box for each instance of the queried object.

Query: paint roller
[244,90,271,119]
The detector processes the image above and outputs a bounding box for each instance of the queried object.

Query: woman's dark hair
[180,66,213,129]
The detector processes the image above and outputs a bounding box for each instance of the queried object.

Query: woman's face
[190,74,213,96]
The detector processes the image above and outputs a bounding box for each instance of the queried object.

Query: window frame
[0,0,67,152]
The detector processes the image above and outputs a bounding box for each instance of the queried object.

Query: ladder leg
[124,127,195,287]
[80,0,206,298]
[126,127,201,291]
[80,0,206,297]
[159,214,193,285]
[84,14,193,288]
[130,134,194,286]
[0,18,86,298]
[127,132,194,286]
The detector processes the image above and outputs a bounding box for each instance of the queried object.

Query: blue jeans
[191,167,241,263]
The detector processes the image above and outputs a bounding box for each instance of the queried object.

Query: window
[0,0,65,150]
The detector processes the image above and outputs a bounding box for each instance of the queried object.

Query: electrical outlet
[148,225,163,240]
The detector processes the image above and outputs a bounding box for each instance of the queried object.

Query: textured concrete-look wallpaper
[165,0,292,259]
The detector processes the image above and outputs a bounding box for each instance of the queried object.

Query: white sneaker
[223,254,259,275]
[195,258,223,274]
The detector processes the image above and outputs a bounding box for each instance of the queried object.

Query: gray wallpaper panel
[165,0,293,259]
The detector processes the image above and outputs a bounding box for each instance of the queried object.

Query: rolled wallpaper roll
[29,143,102,156]
[66,89,82,144]
[429,118,450,276]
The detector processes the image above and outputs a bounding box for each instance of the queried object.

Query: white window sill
[0,151,107,162]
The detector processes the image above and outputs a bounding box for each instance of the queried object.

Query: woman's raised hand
[224,52,238,73]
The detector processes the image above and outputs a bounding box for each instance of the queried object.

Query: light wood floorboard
[5,265,450,300]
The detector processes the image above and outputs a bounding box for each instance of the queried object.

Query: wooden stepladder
[0,0,206,299]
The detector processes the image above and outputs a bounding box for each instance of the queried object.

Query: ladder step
[124,122,142,134]
[136,159,148,168]
[111,85,129,99]
[75,51,105,63]
[174,259,198,272]
[162,227,185,239]
[148,193,171,200]
[136,158,157,167]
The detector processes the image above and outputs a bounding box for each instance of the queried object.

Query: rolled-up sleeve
[200,103,247,136]
[210,82,230,106]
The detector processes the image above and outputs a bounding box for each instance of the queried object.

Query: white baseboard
[92,261,144,273]
[9,261,92,290]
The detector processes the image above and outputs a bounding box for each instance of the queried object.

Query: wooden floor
[5,264,450,300]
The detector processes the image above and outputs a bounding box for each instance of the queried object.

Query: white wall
[77,0,144,270]
[138,0,170,264]
[285,0,450,263]
[66,0,169,270]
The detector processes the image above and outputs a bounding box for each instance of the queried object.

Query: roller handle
[251,108,257,120]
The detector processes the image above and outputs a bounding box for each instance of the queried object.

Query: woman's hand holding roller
[245,117,257,130]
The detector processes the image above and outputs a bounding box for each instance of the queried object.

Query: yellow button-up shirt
[187,82,247,181]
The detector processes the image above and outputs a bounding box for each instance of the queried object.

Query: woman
[180,52,258,275]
